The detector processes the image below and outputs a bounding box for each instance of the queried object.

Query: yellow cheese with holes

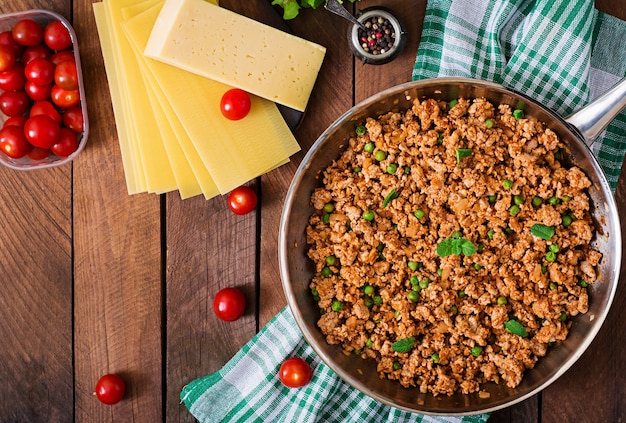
[144,0,326,112]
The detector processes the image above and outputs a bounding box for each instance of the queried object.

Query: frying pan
[279,77,625,415]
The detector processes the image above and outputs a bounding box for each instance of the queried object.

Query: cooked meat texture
[306,97,600,396]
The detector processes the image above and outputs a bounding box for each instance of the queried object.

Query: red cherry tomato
[0,90,30,117]
[54,60,78,90]
[30,100,62,124]
[51,127,79,157]
[25,80,53,101]
[220,88,251,120]
[213,287,246,321]
[279,358,313,388]
[21,44,53,64]
[50,84,80,108]
[62,106,84,133]
[0,63,26,91]
[3,116,28,128]
[43,21,72,51]
[25,58,55,85]
[12,19,44,47]
[0,126,31,159]
[27,146,51,160]
[24,114,61,148]
[0,31,23,56]
[0,44,15,72]
[95,374,126,405]
[227,185,257,215]
[50,50,75,66]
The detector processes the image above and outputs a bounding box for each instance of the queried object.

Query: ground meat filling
[306,97,600,396]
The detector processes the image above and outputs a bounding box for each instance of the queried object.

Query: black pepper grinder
[348,7,407,65]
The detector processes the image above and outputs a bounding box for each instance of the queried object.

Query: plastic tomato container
[0,9,88,170]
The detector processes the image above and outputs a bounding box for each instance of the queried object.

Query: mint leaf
[382,189,398,208]
[459,239,476,256]
[436,236,476,257]
[391,337,415,353]
[455,148,472,165]
[530,224,555,241]
[504,320,528,337]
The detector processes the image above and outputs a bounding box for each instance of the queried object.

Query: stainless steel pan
[279,77,625,415]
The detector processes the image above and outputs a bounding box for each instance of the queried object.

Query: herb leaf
[383,189,398,208]
[504,320,528,337]
[530,224,555,240]
[455,148,473,165]
[436,236,476,257]
[391,337,415,353]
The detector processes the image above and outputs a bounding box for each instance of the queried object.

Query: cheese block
[122,2,299,194]
[144,0,326,112]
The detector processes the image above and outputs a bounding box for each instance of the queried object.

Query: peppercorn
[357,15,396,56]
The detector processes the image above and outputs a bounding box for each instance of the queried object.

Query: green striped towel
[181,306,489,422]
[181,2,626,422]
[413,0,626,190]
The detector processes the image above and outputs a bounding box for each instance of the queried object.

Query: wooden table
[0,1,623,421]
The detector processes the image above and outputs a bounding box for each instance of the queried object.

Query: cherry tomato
[25,58,55,85]
[50,50,75,66]
[62,106,84,133]
[0,126,31,159]
[3,116,28,128]
[213,287,246,321]
[220,88,251,120]
[43,21,72,51]
[25,80,53,101]
[27,146,51,160]
[0,63,26,91]
[21,44,53,64]
[12,19,44,47]
[0,31,23,56]
[278,358,313,388]
[54,60,78,90]
[51,127,79,157]
[95,374,126,405]
[0,90,30,117]
[0,44,15,72]
[24,114,61,148]
[50,84,80,108]
[30,100,62,124]
[227,185,257,215]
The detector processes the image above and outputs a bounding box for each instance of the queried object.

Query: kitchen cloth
[181,1,626,422]
[412,0,626,191]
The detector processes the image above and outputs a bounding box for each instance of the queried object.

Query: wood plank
[73,0,162,420]
[0,1,73,421]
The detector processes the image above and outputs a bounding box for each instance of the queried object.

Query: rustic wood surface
[0,0,623,421]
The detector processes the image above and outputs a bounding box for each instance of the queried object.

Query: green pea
[364,285,375,295]
[549,281,557,290]
[410,275,419,287]
[407,291,419,302]
[513,195,524,205]
[373,295,382,305]
[436,268,443,277]
[559,312,567,322]
[497,296,507,305]
[509,205,520,216]
[353,166,362,173]
[364,142,375,153]
[477,243,484,253]
[323,202,334,213]
[331,300,342,311]
[355,125,366,135]
[386,163,398,174]
[513,109,524,119]
[485,119,494,128]
[363,297,374,308]
[431,353,440,363]
[311,288,320,301]
[448,99,458,108]
[488,194,497,204]
[321,266,332,277]
[419,278,430,289]
[354,349,361,355]
[545,251,557,263]
[502,179,513,189]
[578,279,588,288]
[541,265,548,274]
[408,260,418,271]
[549,243,559,253]
[532,196,543,207]
[322,213,330,224]
[325,255,336,266]
[366,339,373,348]
[562,214,573,227]
[474,263,482,271]
[414,209,425,219]
[548,196,561,206]
[450,305,458,315]
[362,210,374,221]
[374,150,387,161]
[487,230,495,240]
[403,166,411,174]
[437,134,444,144]
[562,195,571,202]
[458,290,466,298]
[393,361,402,370]
[471,346,483,357]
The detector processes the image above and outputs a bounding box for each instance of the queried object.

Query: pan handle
[565,78,626,147]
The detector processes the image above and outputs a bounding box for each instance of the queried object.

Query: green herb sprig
[272,0,359,20]
[436,232,476,257]
[391,336,415,353]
